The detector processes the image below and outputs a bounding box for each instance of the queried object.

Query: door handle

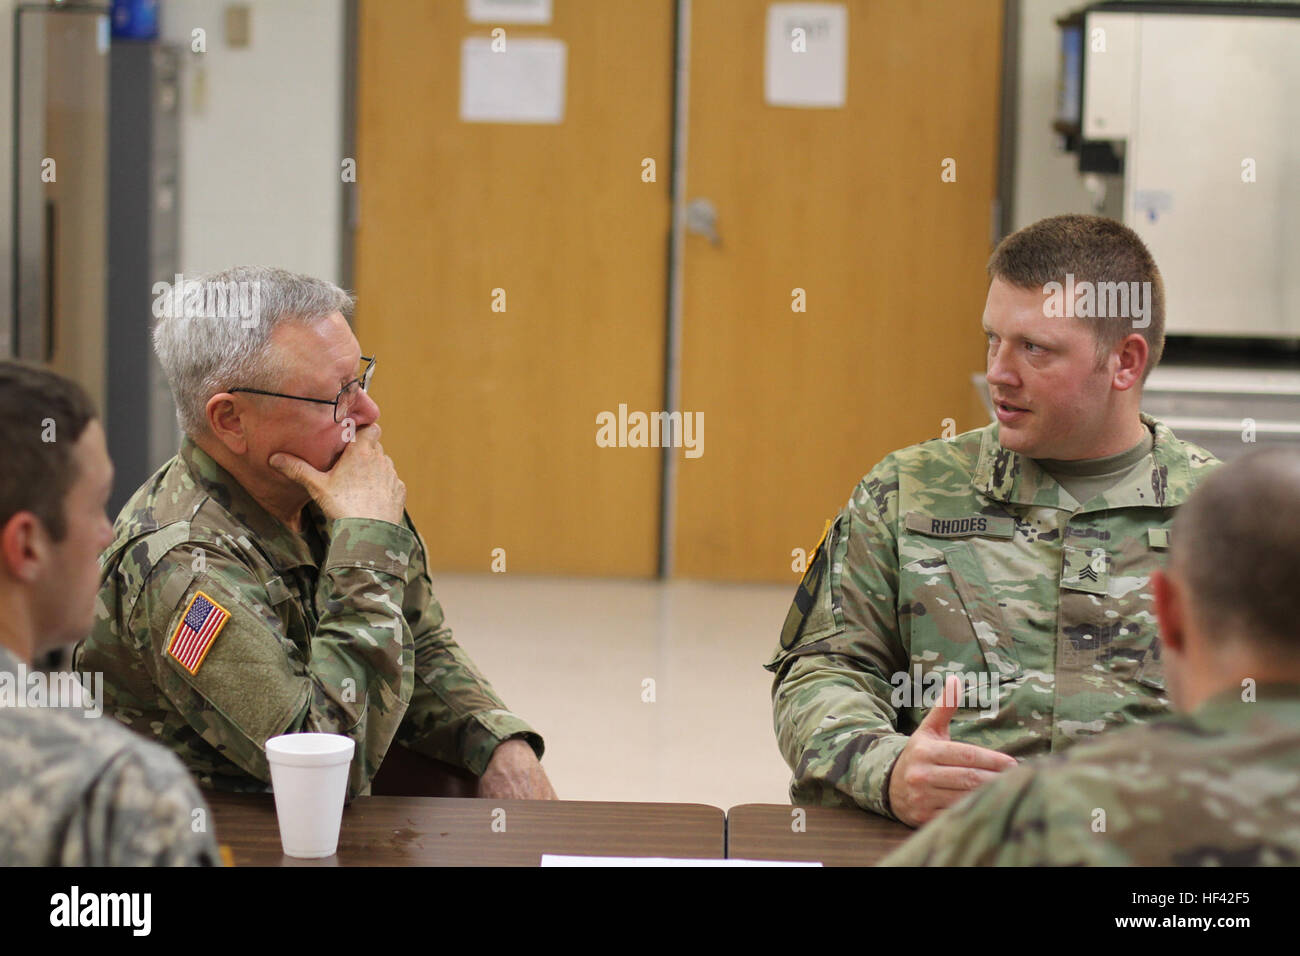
[685,197,721,246]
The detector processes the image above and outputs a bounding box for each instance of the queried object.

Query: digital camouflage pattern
[880,684,1300,865]
[76,438,542,798]
[767,413,1221,818]
[0,645,221,866]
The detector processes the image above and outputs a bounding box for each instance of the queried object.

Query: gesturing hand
[887,675,1018,827]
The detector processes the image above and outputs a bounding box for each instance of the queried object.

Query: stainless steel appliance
[12,3,181,511]
[11,2,110,409]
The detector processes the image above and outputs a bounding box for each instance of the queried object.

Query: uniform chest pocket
[900,539,1023,680]
[1057,527,1169,701]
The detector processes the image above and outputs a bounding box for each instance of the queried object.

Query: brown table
[726,803,914,866]
[208,792,725,866]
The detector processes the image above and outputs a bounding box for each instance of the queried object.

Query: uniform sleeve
[877,765,1048,866]
[66,743,223,867]
[766,463,912,818]
[394,521,543,776]
[130,517,416,798]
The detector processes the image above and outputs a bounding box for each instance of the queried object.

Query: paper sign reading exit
[765,3,848,109]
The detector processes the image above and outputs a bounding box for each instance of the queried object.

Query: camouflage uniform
[879,683,1300,865]
[0,645,221,866]
[76,438,542,798]
[766,413,1221,818]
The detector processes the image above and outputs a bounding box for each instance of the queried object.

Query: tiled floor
[432,573,797,810]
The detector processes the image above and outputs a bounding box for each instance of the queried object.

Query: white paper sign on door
[460,36,567,124]
[765,3,848,108]
[467,0,552,24]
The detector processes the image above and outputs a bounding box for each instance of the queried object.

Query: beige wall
[159,0,345,281]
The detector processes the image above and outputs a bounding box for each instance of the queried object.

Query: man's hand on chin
[268,423,406,525]
[476,738,558,800]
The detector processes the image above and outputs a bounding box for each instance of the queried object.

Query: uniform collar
[1190,682,1300,730]
[971,412,1196,511]
[178,437,321,572]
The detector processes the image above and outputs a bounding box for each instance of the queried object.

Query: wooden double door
[356,0,1002,580]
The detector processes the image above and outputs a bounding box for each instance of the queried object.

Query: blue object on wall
[111,0,159,40]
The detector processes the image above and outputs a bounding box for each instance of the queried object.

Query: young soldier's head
[0,362,114,661]
[1153,446,1300,710]
[983,214,1164,460]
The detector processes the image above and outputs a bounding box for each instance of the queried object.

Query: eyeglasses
[229,356,376,424]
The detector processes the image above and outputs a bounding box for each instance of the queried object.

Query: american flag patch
[166,591,231,675]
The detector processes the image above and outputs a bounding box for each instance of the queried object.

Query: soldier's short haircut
[0,361,98,542]
[1170,447,1300,656]
[987,214,1165,385]
[152,265,355,437]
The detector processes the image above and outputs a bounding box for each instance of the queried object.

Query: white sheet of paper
[765,2,848,108]
[460,37,567,125]
[540,855,822,867]
[467,0,552,24]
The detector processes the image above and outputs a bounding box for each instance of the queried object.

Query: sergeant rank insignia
[167,591,231,675]
[1060,547,1109,596]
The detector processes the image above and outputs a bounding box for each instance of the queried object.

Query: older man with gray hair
[77,266,555,800]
